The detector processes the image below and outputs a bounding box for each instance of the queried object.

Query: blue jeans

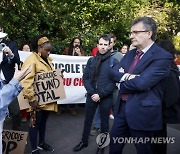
[82,95,112,144]
[93,107,100,129]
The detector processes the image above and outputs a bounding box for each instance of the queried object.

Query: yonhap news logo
[96,133,175,148]
[112,137,175,144]
[96,132,110,148]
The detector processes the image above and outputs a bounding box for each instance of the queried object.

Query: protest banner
[19,51,90,104]
[2,130,28,154]
[18,69,66,110]
[51,55,89,104]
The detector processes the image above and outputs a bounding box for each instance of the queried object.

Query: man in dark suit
[0,23,21,130]
[109,17,172,154]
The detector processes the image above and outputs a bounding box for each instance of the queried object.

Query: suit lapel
[124,49,137,72]
[134,43,157,71]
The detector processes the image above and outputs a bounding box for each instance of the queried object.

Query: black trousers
[29,110,49,150]
[153,123,167,154]
[8,97,21,130]
[82,95,112,144]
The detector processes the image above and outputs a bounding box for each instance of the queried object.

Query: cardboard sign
[2,130,28,154]
[18,69,66,110]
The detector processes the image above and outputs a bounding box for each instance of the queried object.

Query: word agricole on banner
[2,130,28,154]
[18,51,90,105]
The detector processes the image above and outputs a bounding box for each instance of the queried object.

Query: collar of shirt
[142,42,154,54]
[137,42,154,58]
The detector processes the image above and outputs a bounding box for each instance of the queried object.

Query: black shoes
[38,142,55,152]
[73,141,88,152]
[31,149,40,154]
[96,147,105,154]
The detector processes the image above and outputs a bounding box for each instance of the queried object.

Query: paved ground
[4,106,180,154]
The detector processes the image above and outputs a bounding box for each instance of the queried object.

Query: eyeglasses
[129,30,149,37]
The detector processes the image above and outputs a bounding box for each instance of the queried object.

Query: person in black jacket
[0,23,21,130]
[154,39,180,154]
[73,34,118,154]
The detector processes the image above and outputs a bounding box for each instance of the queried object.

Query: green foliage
[134,0,180,41]
[173,35,180,52]
[0,0,179,54]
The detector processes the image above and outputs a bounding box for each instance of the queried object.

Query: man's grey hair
[131,16,157,41]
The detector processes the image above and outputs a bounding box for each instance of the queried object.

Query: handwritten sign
[18,69,66,110]
[2,130,28,154]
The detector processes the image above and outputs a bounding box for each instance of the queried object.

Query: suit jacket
[0,40,20,83]
[110,43,172,131]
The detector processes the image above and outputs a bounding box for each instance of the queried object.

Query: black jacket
[0,39,20,83]
[163,64,180,124]
[83,56,118,99]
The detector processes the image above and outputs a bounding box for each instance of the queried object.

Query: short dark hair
[121,44,129,50]
[98,34,111,44]
[157,39,176,58]
[131,16,157,41]
[110,34,117,43]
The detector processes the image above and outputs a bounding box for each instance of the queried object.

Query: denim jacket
[0,78,22,121]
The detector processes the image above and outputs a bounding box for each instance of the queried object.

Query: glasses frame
[129,30,149,37]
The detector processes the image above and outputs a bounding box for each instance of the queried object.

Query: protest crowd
[0,16,180,154]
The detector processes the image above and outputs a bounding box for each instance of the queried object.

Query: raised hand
[74,47,82,56]
[2,44,14,57]
[13,63,31,81]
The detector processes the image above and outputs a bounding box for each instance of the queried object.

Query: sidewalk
[3,106,180,154]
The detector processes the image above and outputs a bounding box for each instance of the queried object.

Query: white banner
[19,51,90,104]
